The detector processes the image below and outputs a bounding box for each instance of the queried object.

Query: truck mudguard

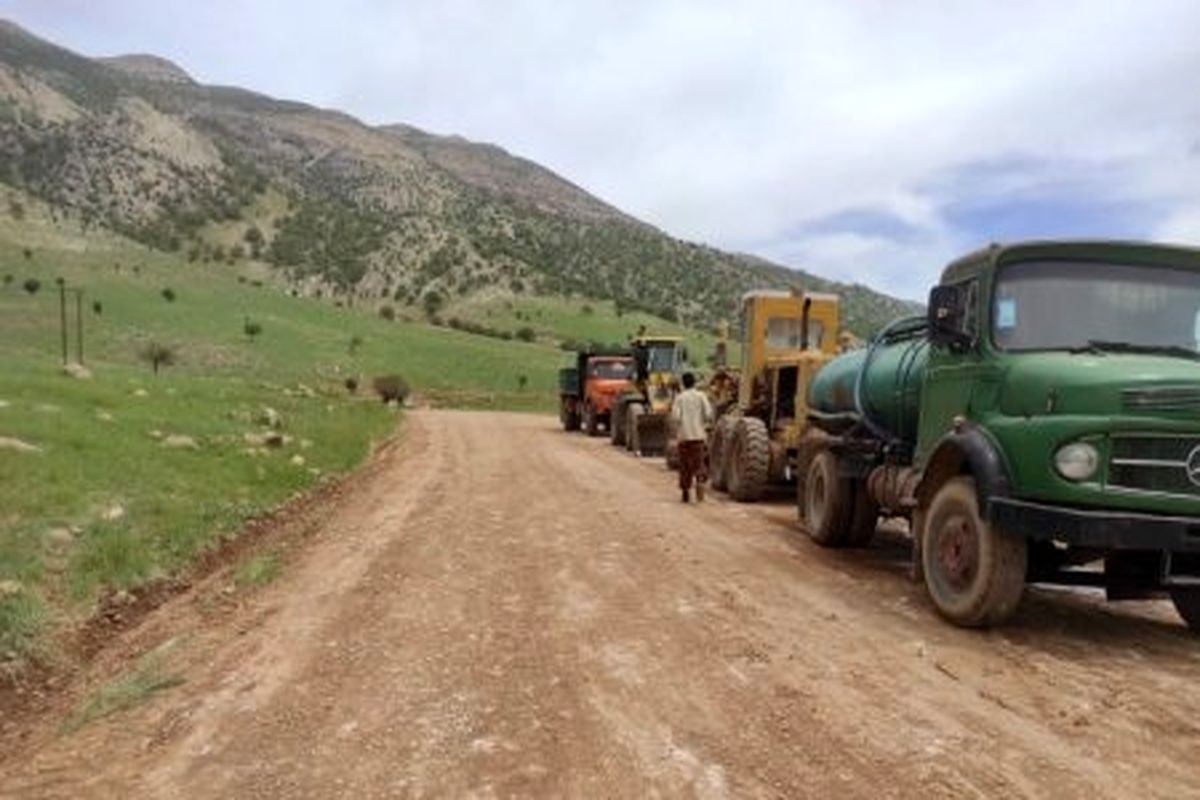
[916,424,1011,514]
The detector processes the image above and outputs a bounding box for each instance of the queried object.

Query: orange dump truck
[558,350,636,435]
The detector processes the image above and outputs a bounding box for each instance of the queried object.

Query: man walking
[671,372,714,503]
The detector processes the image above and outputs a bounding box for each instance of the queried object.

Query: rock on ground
[0,436,41,453]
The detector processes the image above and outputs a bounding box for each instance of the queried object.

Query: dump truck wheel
[802,450,854,545]
[585,403,600,436]
[728,417,769,502]
[1170,588,1200,632]
[921,476,1027,628]
[843,483,880,548]
[610,401,627,446]
[709,418,733,492]
[627,404,644,454]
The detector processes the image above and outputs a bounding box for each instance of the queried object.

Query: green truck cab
[804,240,1200,630]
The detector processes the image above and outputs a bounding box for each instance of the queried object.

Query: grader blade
[635,413,668,457]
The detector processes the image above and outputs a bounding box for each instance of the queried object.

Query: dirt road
[3,411,1199,798]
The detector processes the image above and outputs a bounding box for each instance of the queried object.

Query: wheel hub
[937,514,978,590]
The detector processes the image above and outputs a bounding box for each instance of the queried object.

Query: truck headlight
[1054,442,1099,481]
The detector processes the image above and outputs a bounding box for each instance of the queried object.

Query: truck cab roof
[941,239,1200,285]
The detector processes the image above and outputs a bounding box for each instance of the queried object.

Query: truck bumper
[990,497,1200,553]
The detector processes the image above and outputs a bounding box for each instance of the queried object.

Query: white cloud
[3,0,1199,298]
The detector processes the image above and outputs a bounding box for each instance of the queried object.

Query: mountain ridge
[0,19,920,333]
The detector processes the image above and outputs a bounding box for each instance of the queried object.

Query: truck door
[916,278,1000,461]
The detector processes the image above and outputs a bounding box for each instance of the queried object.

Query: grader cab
[610,335,687,457]
[708,289,841,501]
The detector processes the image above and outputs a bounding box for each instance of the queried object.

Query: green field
[0,198,720,669]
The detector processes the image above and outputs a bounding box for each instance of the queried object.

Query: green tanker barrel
[807,322,929,445]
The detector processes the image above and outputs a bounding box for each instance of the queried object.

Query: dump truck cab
[804,240,1200,631]
[558,349,634,435]
[708,289,841,501]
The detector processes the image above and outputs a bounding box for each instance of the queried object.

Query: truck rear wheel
[585,403,600,436]
[1170,588,1200,632]
[709,417,733,492]
[610,401,627,446]
[843,485,880,548]
[921,476,1027,628]
[728,417,769,502]
[561,400,580,432]
[802,450,855,545]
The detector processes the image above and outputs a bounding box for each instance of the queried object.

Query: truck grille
[1109,434,1200,498]
[1122,386,1200,412]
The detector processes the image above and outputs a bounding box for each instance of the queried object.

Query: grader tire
[1170,588,1200,632]
[610,401,627,447]
[626,404,645,455]
[921,476,1027,628]
[709,417,734,492]
[728,417,769,502]
[802,450,855,546]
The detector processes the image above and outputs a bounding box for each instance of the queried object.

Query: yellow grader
[610,335,687,457]
[708,289,842,501]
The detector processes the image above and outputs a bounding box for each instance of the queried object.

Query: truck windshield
[993,261,1200,354]
[589,360,633,379]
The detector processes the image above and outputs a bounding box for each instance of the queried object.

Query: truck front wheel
[585,402,600,436]
[1170,588,1200,632]
[921,476,1027,628]
[728,417,769,502]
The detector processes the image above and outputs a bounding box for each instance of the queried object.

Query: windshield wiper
[1070,339,1200,361]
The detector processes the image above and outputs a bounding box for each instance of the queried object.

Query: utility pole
[73,288,85,365]
[58,280,68,365]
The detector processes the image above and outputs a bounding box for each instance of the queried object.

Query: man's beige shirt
[672,387,714,442]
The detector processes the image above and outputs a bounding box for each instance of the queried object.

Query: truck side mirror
[928,285,970,349]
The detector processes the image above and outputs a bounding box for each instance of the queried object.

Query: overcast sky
[3,0,1199,300]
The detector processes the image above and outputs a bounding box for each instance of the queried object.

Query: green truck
[803,240,1200,630]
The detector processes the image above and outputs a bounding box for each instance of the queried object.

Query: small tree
[243,317,262,342]
[517,374,528,391]
[2,274,12,286]
[378,304,396,321]
[372,374,410,404]
[92,300,103,315]
[348,334,364,355]
[161,287,176,303]
[139,342,176,375]
[22,247,32,260]
[515,326,536,343]
[421,290,445,318]
[22,278,40,295]
[344,376,359,394]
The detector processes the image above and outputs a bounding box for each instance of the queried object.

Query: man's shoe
[681,489,690,503]
[695,482,705,502]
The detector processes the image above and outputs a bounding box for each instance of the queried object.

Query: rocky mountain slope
[0,20,919,333]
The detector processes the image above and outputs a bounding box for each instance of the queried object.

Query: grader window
[774,366,798,424]
[767,318,824,350]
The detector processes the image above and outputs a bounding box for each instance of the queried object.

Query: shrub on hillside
[92,300,103,316]
[2,274,12,285]
[139,342,177,375]
[243,318,263,342]
[22,278,40,295]
[372,374,410,405]
[515,326,536,343]
[161,288,177,303]
[378,304,396,321]
[344,376,359,394]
